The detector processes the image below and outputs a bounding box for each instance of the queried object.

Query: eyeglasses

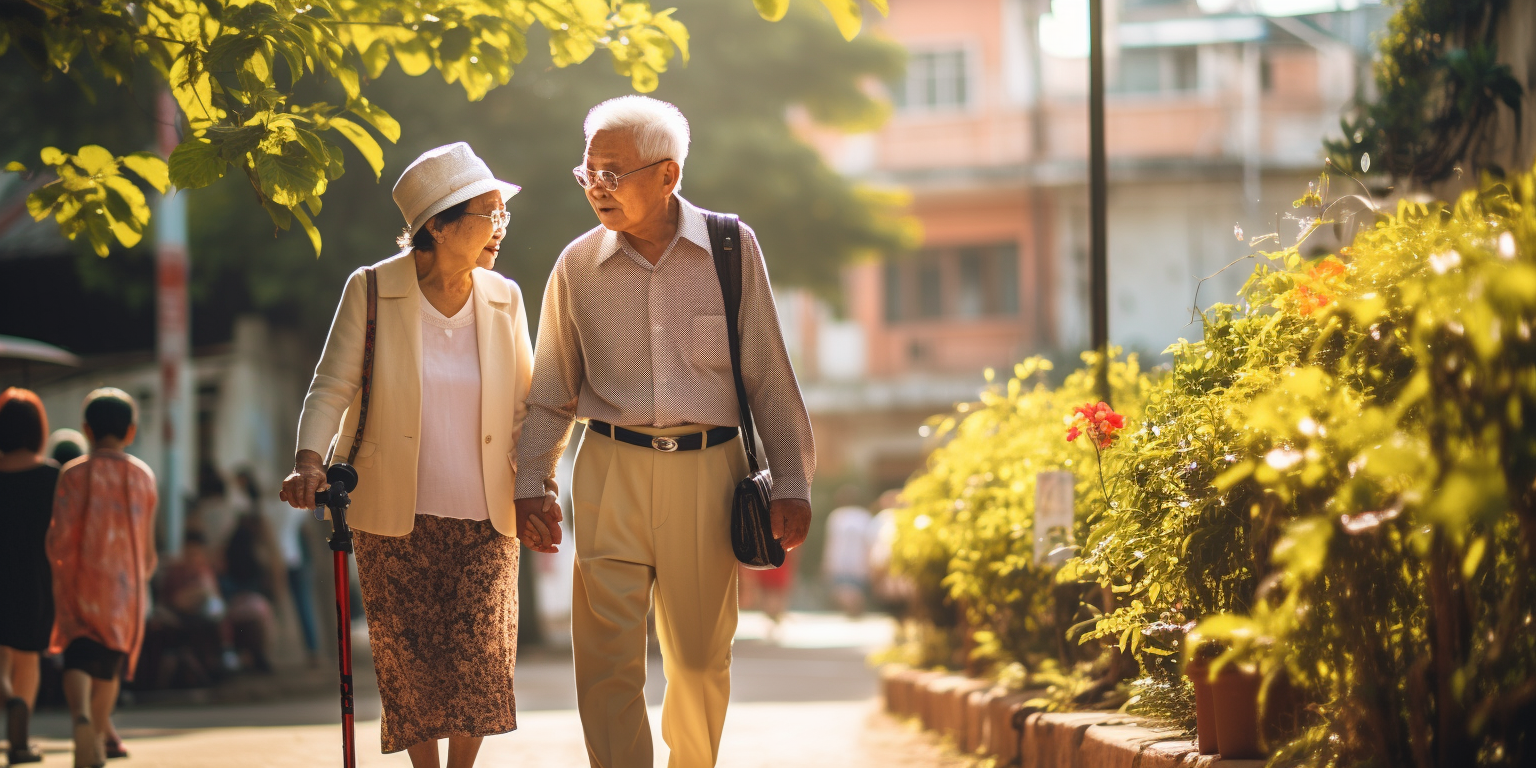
[464,210,511,231]
[572,158,673,192]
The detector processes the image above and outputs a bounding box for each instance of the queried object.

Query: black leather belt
[588,420,739,453]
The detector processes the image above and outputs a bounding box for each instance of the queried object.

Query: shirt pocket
[691,314,732,372]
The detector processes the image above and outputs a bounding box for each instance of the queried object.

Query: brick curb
[880,666,1267,768]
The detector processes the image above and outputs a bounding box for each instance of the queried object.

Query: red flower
[1065,401,1125,449]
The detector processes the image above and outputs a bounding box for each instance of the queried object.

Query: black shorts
[62,638,125,681]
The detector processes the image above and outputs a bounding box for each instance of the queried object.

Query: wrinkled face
[581,129,678,234]
[429,189,506,269]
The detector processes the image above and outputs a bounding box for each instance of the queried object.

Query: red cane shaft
[334,549,356,768]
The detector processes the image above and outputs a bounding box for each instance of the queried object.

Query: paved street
[23,612,965,767]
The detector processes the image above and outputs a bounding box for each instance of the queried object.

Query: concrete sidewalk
[21,612,967,767]
[23,701,961,767]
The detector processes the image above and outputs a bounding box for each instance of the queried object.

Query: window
[890,49,971,112]
[883,243,1020,324]
[1115,46,1199,95]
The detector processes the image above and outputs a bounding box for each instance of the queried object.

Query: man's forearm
[513,404,575,499]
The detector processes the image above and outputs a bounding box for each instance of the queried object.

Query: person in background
[746,549,798,643]
[157,529,231,682]
[46,428,88,466]
[254,468,321,667]
[194,464,238,555]
[221,494,281,674]
[822,486,875,619]
[0,388,60,765]
[867,490,915,621]
[47,388,158,767]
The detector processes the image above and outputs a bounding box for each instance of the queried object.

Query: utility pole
[1087,0,1110,402]
[156,90,192,556]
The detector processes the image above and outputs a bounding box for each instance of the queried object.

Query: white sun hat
[392,142,520,234]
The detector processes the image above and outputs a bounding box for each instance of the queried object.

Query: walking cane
[315,462,360,768]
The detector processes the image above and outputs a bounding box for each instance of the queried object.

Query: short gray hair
[583,96,691,173]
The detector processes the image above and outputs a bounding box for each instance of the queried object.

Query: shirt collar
[596,195,712,265]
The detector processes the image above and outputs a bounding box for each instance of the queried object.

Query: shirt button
[484,435,492,444]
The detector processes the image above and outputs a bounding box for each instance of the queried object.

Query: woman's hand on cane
[280,450,330,510]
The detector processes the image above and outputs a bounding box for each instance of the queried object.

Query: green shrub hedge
[888,168,1536,765]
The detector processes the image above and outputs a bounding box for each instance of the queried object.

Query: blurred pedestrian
[747,549,799,643]
[0,388,59,765]
[282,142,539,767]
[267,474,321,667]
[47,388,158,767]
[157,529,230,681]
[822,486,874,619]
[45,428,88,466]
[515,95,817,768]
[867,490,915,620]
[221,496,281,674]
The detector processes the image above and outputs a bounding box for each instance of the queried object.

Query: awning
[0,335,82,367]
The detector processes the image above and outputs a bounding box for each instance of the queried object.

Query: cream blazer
[295,251,534,537]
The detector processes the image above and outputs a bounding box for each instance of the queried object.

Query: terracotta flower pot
[1211,664,1264,759]
[1184,655,1219,755]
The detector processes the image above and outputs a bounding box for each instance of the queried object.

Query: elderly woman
[0,388,58,765]
[281,143,539,768]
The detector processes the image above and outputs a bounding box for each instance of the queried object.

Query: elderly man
[512,95,816,768]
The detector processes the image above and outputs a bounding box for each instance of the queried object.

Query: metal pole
[1087,0,1110,403]
[156,90,192,556]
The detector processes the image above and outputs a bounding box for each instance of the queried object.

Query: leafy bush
[889,353,1153,671]
[888,165,1536,767]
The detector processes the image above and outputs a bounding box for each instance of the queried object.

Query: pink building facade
[791,0,1389,496]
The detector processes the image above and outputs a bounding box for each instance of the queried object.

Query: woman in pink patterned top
[46,388,157,768]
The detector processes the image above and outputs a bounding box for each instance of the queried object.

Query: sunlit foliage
[0,0,886,256]
[890,163,1536,766]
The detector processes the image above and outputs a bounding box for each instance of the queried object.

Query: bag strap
[344,267,378,466]
[705,212,761,475]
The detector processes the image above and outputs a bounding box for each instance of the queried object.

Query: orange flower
[1288,258,1348,316]
[1066,401,1126,449]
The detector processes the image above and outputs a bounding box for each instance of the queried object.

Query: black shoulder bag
[706,213,785,570]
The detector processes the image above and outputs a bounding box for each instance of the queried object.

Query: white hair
[583,96,691,174]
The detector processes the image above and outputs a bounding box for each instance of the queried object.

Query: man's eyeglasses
[572,158,673,192]
[465,210,511,231]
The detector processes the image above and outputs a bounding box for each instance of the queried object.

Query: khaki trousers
[571,423,746,768]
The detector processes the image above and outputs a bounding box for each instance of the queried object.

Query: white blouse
[415,296,490,521]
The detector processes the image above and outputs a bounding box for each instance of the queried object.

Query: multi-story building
[788,0,1391,497]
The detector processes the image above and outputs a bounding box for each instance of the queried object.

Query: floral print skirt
[354,514,519,753]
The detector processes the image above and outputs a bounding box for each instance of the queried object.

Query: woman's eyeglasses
[465,210,511,231]
[572,158,672,192]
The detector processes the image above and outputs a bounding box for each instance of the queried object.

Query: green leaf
[103,175,150,227]
[326,117,384,180]
[168,139,227,190]
[347,98,401,143]
[334,63,361,100]
[652,9,689,63]
[818,0,863,41]
[25,183,66,220]
[255,147,326,207]
[360,40,391,79]
[291,202,322,257]
[122,152,170,193]
[753,0,789,22]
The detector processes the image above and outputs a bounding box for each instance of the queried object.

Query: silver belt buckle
[651,436,679,452]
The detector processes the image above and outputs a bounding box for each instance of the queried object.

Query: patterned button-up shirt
[515,195,816,501]
[47,450,159,678]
